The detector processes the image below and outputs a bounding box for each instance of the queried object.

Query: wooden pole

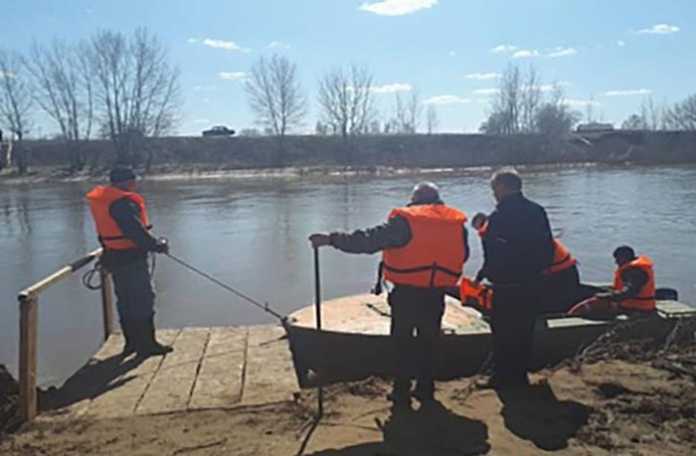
[100,270,114,341]
[313,247,323,417]
[18,296,38,422]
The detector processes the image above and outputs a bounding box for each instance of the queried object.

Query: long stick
[313,247,324,417]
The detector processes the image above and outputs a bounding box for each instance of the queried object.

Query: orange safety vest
[544,240,577,275]
[382,204,468,288]
[86,185,151,250]
[613,256,656,311]
[459,277,493,311]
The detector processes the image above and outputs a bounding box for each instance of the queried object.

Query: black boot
[386,379,411,408]
[136,317,173,357]
[121,320,136,356]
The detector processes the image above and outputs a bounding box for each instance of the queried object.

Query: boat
[284,285,696,388]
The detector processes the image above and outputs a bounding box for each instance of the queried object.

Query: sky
[1,0,695,135]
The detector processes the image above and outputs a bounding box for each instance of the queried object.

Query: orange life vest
[459,277,493,311]
[86,185,150,250]
[544,240,577,275]
[382,204,468,288]
[613,256,656,311]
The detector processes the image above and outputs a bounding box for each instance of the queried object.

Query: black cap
[109,167,136,184]
[613,245,635,260]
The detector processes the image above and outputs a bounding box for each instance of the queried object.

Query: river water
[1,165,695,385]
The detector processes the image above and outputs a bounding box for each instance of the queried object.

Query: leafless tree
[318,64,376,139]
[26,39,94,171]
[426,105,439,134]
[245,54,306,164]
[520,65,541,132]
[484,64,522,135]
[87,27,181,167]
[534,85,580,139]
[0,49,33,174]
[393,90,422,134]
[664,94,696,131]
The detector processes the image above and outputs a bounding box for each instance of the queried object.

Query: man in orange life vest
[568,245,656,316]
[472,212,580,314]
[475,169,554,389]
[86,167,173,357]
[309,182,468,406]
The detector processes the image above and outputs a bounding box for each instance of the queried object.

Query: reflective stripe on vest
[613,255,656,311]
[86,185,151,250]
[382,204,467,288]
[544,239,577,275]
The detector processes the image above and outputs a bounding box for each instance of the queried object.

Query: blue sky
[2,0,694,135]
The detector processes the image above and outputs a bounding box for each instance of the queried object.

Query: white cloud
[189,37,251,53]
[448,50,456,57]
[547,47,577,58]
[464,72,501,81]
[370,82,413,93]
[564,99,601,108]
[603,89,652,96]
[512,49,540,59]
[218,71,247,81]
[617,40,626,47]
[472,88,500,96]
[490,44,518,54]
[359,0,438,16]
[267,41,291,49]
[424,95,472,105]
[636,24,680,35]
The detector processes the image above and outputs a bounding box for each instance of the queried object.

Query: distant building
[576,122,615,132]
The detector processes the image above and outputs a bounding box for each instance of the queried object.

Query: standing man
[86,167,173,357]
[476,169,554,389]
[309,182,469,406]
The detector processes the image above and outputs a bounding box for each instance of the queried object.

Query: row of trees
[0,27,180,174]
[244,56,441,164]
[621,96,696,131]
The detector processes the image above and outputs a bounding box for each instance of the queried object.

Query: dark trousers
[388,286,445,394]
[541,265,581,314]
[109,257,156,325]
[490,284,541,385]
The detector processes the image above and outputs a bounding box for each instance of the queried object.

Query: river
[1,164,695,385]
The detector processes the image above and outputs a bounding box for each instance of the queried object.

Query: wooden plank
[135,328,210,415]
[189,327,247,410]
[241,325,299,406]
[18,297,38,421]
[84,329,180,418]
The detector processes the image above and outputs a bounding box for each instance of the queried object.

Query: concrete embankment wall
[17,131,696,171]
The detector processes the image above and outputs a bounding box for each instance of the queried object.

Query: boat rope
[165,252,287,323]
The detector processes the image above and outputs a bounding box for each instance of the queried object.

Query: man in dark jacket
[309,182,469,406]
[476,169,554,388]
[87,167,173,357]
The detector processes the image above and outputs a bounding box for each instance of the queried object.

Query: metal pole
[313,247,323,417]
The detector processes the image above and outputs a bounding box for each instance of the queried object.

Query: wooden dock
[42,325,300,419]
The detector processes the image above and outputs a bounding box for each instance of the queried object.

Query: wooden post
[19,296,38,422]
[312,247,323,417]
[100,270,114,341]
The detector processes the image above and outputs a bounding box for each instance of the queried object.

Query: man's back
[482,193,553,284]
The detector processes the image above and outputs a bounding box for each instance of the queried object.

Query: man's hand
[153,238,170,254]
[309,233,331,249]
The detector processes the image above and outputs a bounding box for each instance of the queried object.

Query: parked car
[202,125,235,137]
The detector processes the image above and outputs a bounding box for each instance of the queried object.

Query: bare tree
[26,39,94,171]
[520,65,541,133]
[534,85,580,139]
[245,54,306,164]
[426,105,439,134]
[483,64,522,135]
[87,27,181,167]
[393,90,422,134]
[664,94,696,131]
[0,49,33,174]
[318,64,376,140]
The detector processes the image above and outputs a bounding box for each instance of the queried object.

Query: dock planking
[45,325,299,419]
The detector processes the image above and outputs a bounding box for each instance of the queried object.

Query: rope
[165,253,287,322]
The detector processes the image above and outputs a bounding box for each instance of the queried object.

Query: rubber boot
[136,317,173,357]
[386,379,411,408]
[412,381,435,403]
[121,320,136,356]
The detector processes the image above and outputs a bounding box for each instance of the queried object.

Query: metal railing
[16,248,113,422]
